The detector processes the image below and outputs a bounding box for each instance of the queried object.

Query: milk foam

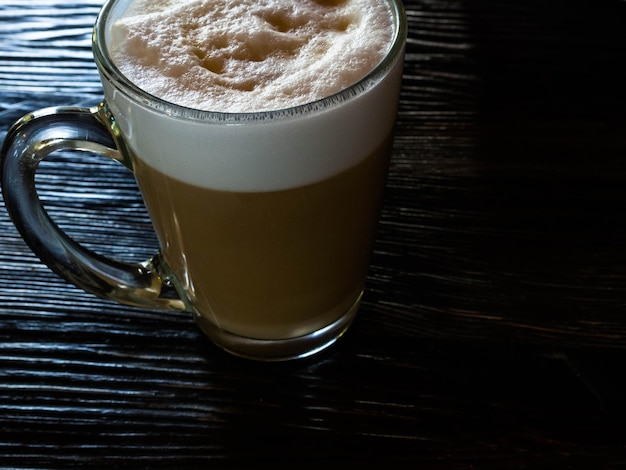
[109,0,393,112]
[99,0,404,192]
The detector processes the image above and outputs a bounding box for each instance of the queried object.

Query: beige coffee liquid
[134,134,392,339]
[104,0,403,340]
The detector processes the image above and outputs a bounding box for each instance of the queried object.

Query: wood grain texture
[2,0,626,467]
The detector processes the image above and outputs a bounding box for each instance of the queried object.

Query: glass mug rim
[93,0,407,122]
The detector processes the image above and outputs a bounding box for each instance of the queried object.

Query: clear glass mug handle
[0,104,186,311]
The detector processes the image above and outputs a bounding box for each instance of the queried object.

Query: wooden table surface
[2,0,626,467]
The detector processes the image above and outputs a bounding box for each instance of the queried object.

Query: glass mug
[1,0,406,361]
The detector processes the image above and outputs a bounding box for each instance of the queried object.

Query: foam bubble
[109,0,393,112]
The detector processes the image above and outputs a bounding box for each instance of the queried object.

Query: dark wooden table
[2,0,626,467]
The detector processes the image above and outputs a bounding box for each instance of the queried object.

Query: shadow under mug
[0,0,407,361]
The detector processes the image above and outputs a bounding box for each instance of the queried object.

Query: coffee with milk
[104,0,403,345]
[0,0,405,360]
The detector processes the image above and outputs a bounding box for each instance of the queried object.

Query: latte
[100,0,404,345]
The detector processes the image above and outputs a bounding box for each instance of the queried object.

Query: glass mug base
[194,292,362,361]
